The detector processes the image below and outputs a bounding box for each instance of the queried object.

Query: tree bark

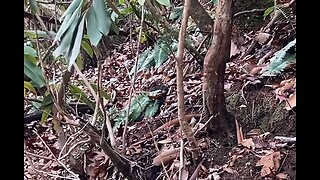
[189,0,214,33]
[202,0,233,140]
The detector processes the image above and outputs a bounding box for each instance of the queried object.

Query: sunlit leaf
[67,14,86,71]
[138,0,145,5]
[24,46,37,57]
[81,40,94,58]
[24,81,37,95]
[264,6,274,18]
[86,6,103,46]
[156,0,170,6]
[24,59,45,88]
[29,0,39,13]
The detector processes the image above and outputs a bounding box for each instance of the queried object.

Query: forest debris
[256,151,281,177]
[153,148,180,166]
[276,173,288,179]
[285,92,296,110]
[255,32,271,45]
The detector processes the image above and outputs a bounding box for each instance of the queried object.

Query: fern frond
[261,38,296,76]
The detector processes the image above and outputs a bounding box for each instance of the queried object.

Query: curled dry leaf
[256,151,281,177]
[152,148,180,166]
[276,173,288,180]
[285,92,296,110]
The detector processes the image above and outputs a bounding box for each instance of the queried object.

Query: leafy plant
[53,0,114,71]
[261,38,296,76]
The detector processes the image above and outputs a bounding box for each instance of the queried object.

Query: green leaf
[24,81,37,95]
[81,40,94,58]
[264,6,274,18]
[24,46,37,57]
[154,42,170,68]
[54,0,83,42]
[41,107,52,124]
[24,59,45,88]
[86,6,103,46]
[138,0,145,5]
[24,30,51,39]
[156,0,170,6]
[129,93,151,121]
[119,0,125,5]
[144,100,159,117]
[262,39,296,76]
[169,6,183,20]
[69,84,96,110]
[60,0,83,21]
[120,7,134,15]
[53,15,80,58]
[92,0,111,35]
[41,93,54,108]
[76,55,84,70]
[67,14,86,71]
[29,0,39,13]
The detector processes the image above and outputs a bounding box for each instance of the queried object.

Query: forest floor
[24,1,296,179]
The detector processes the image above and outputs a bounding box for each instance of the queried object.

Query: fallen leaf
[241,138,255,150]
[256,32,271,45]
[250,67,263,75]
[157,139,172,144]
[224,167,238,174]
[276,173,288,179]
[285,92,296,110]
[256,151,281,177]
[153,148,180,166]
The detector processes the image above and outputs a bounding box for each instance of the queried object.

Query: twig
[234,8,266,18]
[32,168,78,180]
[34,131,80,179]
[24,151,55,160]
[73,63,116,148]
[194,115,214,136]
[122,6,145,149]
[178,139,184,180]
[59,137,91,160]
[274,136,296,143]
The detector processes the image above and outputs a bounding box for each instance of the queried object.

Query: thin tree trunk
[202,0,233,139]
[176,0,199,160]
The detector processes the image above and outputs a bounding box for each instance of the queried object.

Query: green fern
[261,38,296,76]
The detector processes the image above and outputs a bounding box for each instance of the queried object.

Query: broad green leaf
[67,14,86,71]
[29,0,39,13]
[119,0,125,5]
[264,6,274,18]
[144,100,159,117]
[24,30,50,39]
[138,0,145,5]
[53,13,80,58]
[81,40,94,58]
[24,59,45,88]
[92,0,111,35]
[24,81,37,95]
[120,7,134,15]
[24,46,37,57]
[60,0,83,21]
[129,93,151,121]
[54,0,83,42]
[86,6,103,46]
[76,55,84,70]
[155,43,170,68]
[41,107,52,124]
[69,84,96,110]
[156,0,170,6]
[41,93,54,108]
[169,6,183,20]
[24,55,37,65]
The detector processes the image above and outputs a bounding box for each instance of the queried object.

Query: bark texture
[202,0,233,139]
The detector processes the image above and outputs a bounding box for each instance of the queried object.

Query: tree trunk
[189,0,214,33]
[202,0,233,140]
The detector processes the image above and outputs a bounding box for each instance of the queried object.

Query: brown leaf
[230,41,241,57]
[256,151,281,177]
[250,67,263,75]
[152,148,180,166]
[241,138,255,150]
[235,118,244,144]
[285,92,296,110]
[256,32,271,45]
[276,173,288,179]
[224,167,238,174]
